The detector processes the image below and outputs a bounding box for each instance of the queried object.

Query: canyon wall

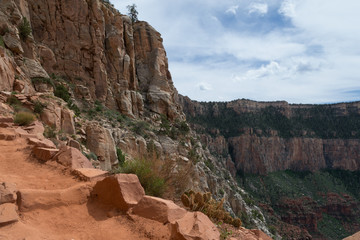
[1,0,183,120]
[180,96,360,174]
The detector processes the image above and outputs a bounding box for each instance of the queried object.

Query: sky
[114,0,360,104]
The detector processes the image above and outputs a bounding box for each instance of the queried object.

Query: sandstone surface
[53,146,93,169]
[132,195,187,224]
[92,174,145,211]
[170,211,220,240]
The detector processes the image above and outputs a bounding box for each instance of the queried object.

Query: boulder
[32,147,59,161]
[0,182,17,204]
[53,146,93,169]
[0,203,18,225]
[18,184,91,212]
[170,212,220,240]
[86,122,117,170]
[132,196,187,224]
[92,174,145,211]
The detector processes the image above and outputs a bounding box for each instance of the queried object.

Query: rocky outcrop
[86,122,117,170]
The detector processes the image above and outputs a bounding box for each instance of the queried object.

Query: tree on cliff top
[127,4,138,23]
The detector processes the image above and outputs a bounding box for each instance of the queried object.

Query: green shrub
[0,36,4,48]
[131,121,149,136]
[14,111,35,126]
[44,125,57,138]
[88,152,98,160]
[33,101,46,114]
[54,84,70,102]
[31,77,55,88]
[67,99,81,116]
[159,114,170,135]
[116,148,126,167]
[6,95,21,106]
[18,17,32,40]
[119,158,165,197]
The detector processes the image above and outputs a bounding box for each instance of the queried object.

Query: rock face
[228,136,360,174]
[180,96,360,174]
[86,122,117,170]
[24,0,183,120]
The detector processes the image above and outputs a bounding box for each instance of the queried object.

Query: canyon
[180,96,360,239]
[0,0,359,239]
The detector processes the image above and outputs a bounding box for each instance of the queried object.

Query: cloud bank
[114,0,360,104]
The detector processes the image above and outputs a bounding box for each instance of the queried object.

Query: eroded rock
[0,203,18,225]
[92,174,145,211]
[53,146,93,169]
[169,211,220,240]
[132,196,187,224]
[0,182,17,204]
[86,122,117,170]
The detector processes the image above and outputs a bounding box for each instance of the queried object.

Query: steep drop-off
[180,96,360,239]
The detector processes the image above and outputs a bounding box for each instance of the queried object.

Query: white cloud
[249,3,268,15]
[278,0,297,18]
[113,0,360,104]
[198,82,212,91]
[226,5,239,15]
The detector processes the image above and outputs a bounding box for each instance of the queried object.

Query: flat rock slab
[18,184,91,212]
[0,203,19,225]
[73,168,108,181]
[33,147,59,161]
[0,116,13,123]
[27,137,56,149]
[0,129,16,141]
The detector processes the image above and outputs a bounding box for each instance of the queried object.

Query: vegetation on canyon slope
[239,169,360,240]
[188,103,360,139]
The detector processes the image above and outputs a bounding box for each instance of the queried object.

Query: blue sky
[114,0,360,104]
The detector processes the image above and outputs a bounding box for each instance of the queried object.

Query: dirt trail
[0,128,170,240]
